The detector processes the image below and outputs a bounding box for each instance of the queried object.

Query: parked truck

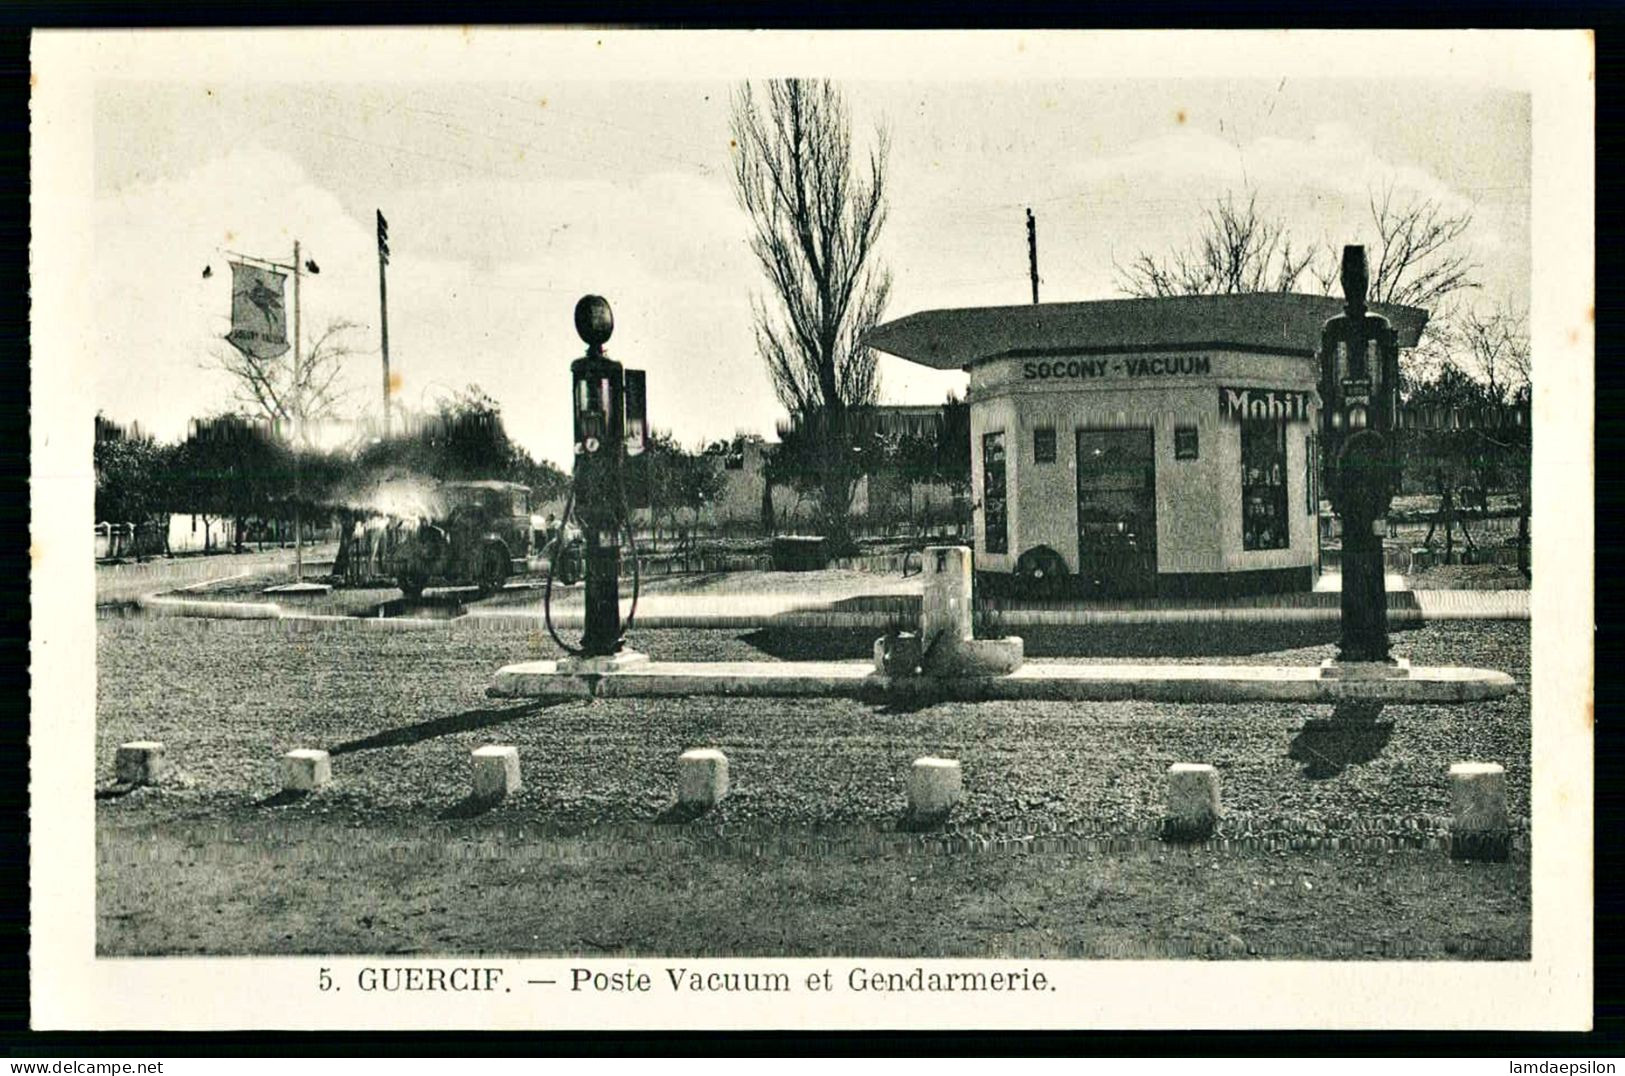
[389,480,538,599]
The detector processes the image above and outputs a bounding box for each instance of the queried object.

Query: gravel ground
[96,616,1529,839]
[1404,564,1529,591]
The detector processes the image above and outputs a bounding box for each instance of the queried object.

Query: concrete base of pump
[1320,658,1412,679]
[556,650,651,675]
[488,658,1514,704]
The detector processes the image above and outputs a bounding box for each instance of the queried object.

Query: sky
[92,62,1530,470]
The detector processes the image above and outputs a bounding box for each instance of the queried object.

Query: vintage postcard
[29,29,1593,1030]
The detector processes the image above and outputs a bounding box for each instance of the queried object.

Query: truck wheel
[477,545,509,597]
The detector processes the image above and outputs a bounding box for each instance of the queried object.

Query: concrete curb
[135,583,1529,631]
[487,658,1516,704]
[138,593,281,619]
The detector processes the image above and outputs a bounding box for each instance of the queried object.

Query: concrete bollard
[1449,762,1510,861]
[908,756,963,817]
[115,741,166,785]
[471,745,522,802]
[678,748,729,808]
[281,749,331,792]
[1164,763,1221,840]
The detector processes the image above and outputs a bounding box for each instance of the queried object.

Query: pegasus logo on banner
[241,277,283,326]
[225,261,290,361]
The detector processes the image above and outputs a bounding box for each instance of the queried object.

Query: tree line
[94,388,570,555]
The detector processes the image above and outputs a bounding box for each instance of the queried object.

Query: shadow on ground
[869,692,948,715]
[438,794,504,820]
[1288,703,1395,778]
[653,801,712,825]
[1012,622,1353,658]
[255,788,310,808]
[896,807,953,833]
[634,571,732,594]
[331,701,565,755]
[740,628,880,661]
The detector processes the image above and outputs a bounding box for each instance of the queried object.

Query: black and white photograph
[29,29,1593,1030]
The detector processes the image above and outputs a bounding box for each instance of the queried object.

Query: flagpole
[292,239,303,584]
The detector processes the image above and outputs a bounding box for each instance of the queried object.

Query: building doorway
[1075,427,1158,597]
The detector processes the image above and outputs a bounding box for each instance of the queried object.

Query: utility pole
[377,210,391,438]
[1026,208,1039,304]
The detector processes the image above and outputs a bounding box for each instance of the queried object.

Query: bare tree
[731,79,891,552]
[209,316,362,558]
[210,317,362,442]
[1118,184,1479,314]
[1116,191,1316,298]
[1364,181,1479,310]
[1458,306,1531,402]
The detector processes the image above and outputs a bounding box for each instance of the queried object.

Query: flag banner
[226,261,290,361]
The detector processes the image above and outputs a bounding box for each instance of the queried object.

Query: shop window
[1033,427,1056,463]
[982,431,1008,554]
[1174,425,1199,460]
[1241,420,1289,550]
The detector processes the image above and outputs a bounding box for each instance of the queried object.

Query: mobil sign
[1219,386,1313,423]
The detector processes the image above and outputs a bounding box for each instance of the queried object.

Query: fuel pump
[1318,246,1403,664]
[544,295,648,659]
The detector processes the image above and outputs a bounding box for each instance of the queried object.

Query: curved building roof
[865,292,1429,371]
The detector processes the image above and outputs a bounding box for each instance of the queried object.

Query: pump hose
[618,486,641,632]
[540,471,643,657]
[541,484,584,656]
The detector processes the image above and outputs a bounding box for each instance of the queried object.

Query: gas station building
[867,293,1426,598]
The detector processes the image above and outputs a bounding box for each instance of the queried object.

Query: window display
[982,430,1008,554]
[1241,420,1289,550]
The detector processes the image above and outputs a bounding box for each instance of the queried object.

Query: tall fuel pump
[544,295,649,662]
[1318,246,1403,665]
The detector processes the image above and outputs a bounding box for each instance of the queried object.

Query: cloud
[94,145,376,442]
[93,92,1524,469]
[880,118,1511,325]
[93,141,778,469]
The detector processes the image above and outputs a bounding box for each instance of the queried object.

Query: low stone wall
[630,550,915,578]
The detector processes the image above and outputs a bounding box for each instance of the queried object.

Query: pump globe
[575,295,614,348]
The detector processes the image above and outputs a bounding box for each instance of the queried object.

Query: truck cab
[391,480,535,598]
